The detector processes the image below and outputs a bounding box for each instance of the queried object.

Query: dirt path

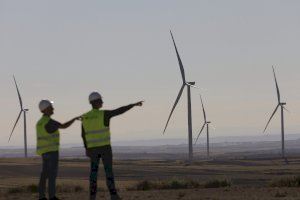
[1,187,300,200]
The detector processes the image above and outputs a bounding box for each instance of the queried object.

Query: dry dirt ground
[1,157,300,199]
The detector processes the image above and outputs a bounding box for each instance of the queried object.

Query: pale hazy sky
[1,0,300,147]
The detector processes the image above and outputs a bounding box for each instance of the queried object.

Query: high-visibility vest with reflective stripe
[82,109,111,148]
[36,116,60,155]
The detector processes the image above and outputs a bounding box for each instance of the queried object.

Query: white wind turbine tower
[163,30,196,163]
[194,95,211,158]
[263,66,288,159]
[8,76,29,158]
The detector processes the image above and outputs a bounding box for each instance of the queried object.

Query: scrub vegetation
[129,178,230,191]
[269,176,300,187]
[6,184,84,194]
[2,158,300,199]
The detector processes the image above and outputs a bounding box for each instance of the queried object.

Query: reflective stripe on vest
[85,127,110,135]
[86,136,111,145]
[36,116,60,155]
[82,109,111,148]
[37,134,59,140]
[37,142,60,150]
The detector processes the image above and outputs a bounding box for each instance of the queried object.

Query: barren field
[1,157,300,199]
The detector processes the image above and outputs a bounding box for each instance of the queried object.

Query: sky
[1,0,300,148]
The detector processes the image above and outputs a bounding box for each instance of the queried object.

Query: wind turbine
[8,76,29,158]
[194,95,211,158]
[163,30,196,163]
[263,66,287,159]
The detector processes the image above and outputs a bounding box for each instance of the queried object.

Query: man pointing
[81,92,143,200]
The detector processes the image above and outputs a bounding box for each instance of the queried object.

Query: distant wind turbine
[163,30,196,163]
[263,66,287,159]
[8,76,29,158]
[194,95,211,158]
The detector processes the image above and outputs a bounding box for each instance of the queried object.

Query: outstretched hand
[134,101,144,107]
[60,116,82,129]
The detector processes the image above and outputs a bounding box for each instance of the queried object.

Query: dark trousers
[38,151,59,199]
[88,145,117,199]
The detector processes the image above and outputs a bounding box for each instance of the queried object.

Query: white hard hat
[89,92,102,102]
[39,100,53,112]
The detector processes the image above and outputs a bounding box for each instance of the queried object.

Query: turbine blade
[283,106,290,113]
[199,94,207,122]
[163,84,185,134]
[211,124,216,130]
[263,104,280,133]
[170,30,186,83]
[13,75,23,109]
[8,110,23,142]
[194,123,206,144]
[272,66,280,103]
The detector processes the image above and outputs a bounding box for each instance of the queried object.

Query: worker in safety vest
[81,92,143,200]
[36,99,80,200]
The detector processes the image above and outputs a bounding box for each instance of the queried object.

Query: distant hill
[113,133,300,146]
[1,134,300,159]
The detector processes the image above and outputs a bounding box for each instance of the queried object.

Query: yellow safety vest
[36,116,60,155]
[82,109,111,148]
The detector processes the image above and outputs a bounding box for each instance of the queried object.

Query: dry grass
[6,183,84,194]
[269,176,300,187]
[129,178,230,191]
[203,179,231,188]
[2,158,300,199]
[128,179,200,190]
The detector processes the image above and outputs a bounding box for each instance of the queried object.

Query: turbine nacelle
[23,108,29,112]
[186,82,198,89]
[186,81,195,86]
[280,102,286,106]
